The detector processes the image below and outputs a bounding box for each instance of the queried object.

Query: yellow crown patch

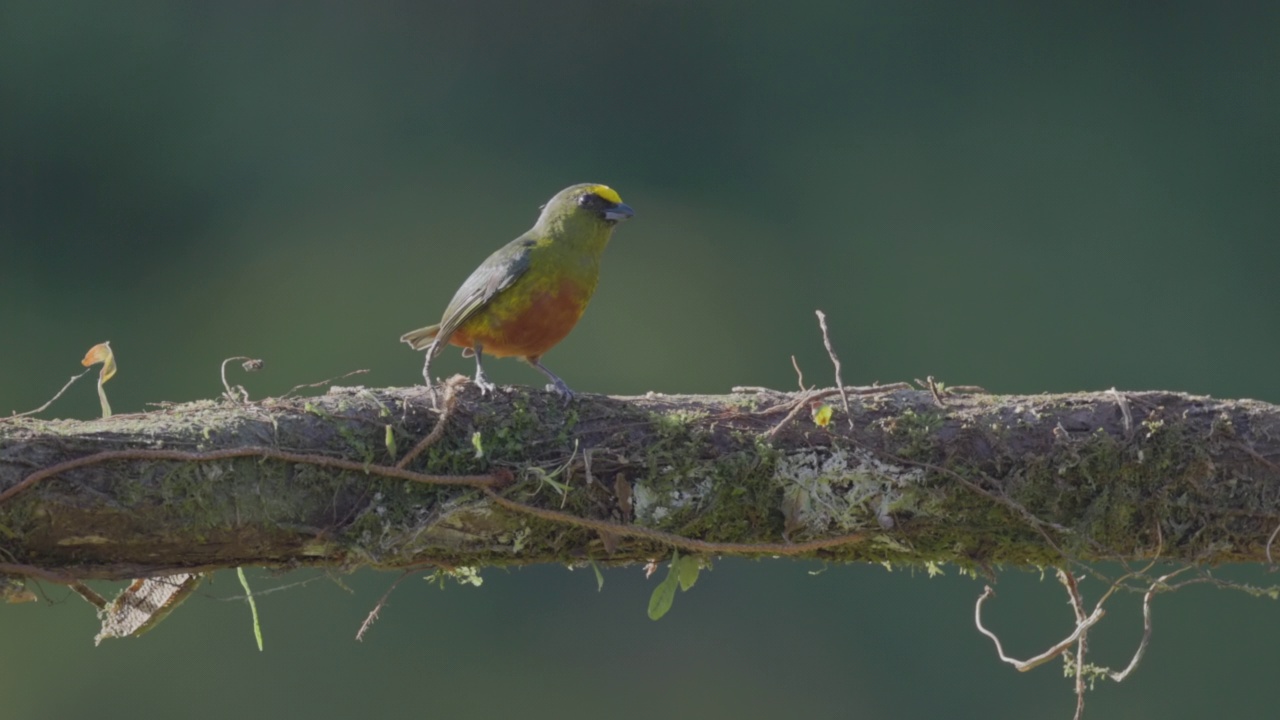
[585,184,623,205]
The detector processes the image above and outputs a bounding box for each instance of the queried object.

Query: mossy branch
[1,382,1278,583]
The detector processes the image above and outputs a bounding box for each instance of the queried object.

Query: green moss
[628,412,781,547]
[1010,414,1213,558]
[653,410,708,435]
[881,409,945,460]
[678,433,781,543]
[333,392,601,566]
[336,423,377,465]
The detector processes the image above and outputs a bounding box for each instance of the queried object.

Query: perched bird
[401,183,634,400]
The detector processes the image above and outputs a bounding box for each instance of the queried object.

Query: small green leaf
[677,556,701,592]
[384,425,397,460]
[647,550,680,621]
[648,570,679,620]
[236,567,264,652]
[543,476,571,495]
[812,404,834,427]
[590,559,605,592]
[471,431,484,458]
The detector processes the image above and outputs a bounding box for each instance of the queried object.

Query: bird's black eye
[577,193,602,209]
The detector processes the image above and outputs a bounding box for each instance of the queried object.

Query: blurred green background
[2,2,1278,718]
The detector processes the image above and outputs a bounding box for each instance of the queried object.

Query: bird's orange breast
[451,279,591,359]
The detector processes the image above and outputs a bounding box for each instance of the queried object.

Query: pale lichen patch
[632,469,713,524]
[774,448,925,536]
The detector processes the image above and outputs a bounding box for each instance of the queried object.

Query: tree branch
[1,383,1277,582]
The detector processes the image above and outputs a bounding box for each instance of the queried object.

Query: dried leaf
[614,474,632,522]
[81,342,116,383]
[95,573,203,644]
[81,341,116,418]
[598,530,619,555]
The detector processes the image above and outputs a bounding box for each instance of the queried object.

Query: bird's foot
[527,358,574,404]
[545,379,575,405]
[420,373,441,410]
[473,370,498,396]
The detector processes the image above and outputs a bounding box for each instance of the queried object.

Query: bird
[401,183,634,401]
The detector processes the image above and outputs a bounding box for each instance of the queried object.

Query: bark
[1,382,1278,582]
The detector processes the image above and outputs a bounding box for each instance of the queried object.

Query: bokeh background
[2,2,1278,718]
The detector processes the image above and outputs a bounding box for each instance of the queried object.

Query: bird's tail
[400,324,441,351]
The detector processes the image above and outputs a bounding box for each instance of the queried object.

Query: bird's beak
[604,203,634,223]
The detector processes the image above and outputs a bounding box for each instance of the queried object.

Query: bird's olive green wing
[432,237,536,351]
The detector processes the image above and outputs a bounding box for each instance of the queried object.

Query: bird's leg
[421,339,439,389]
[472,344,497,395]
[421,340,442,409]
[527,356,574,403]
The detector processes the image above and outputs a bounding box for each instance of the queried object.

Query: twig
[0,446,506,507]
[764,390,820,440]
[281,369,370,398]
[975,531,1167,717]
[214,573,328,600]
[396,379,460,469]
[70,581,108,609]
[1234,440,1280,472]
[974,584,1106,673]
[1110,387,1134,440]
[1107,567,1188,682]
[758,382,916,439]
[356,568,416,642]
[1075,665,1086,720]
[0,561,82,586]
[814,310,852,425]
[221,357,264,403]
[1268,522,1280,570]
[1059,570,1088,720]
[482,487,866,556]
[749,383,911,417]
[925,376,946,408]
[2,370,91,421]
[790,355,807,392]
